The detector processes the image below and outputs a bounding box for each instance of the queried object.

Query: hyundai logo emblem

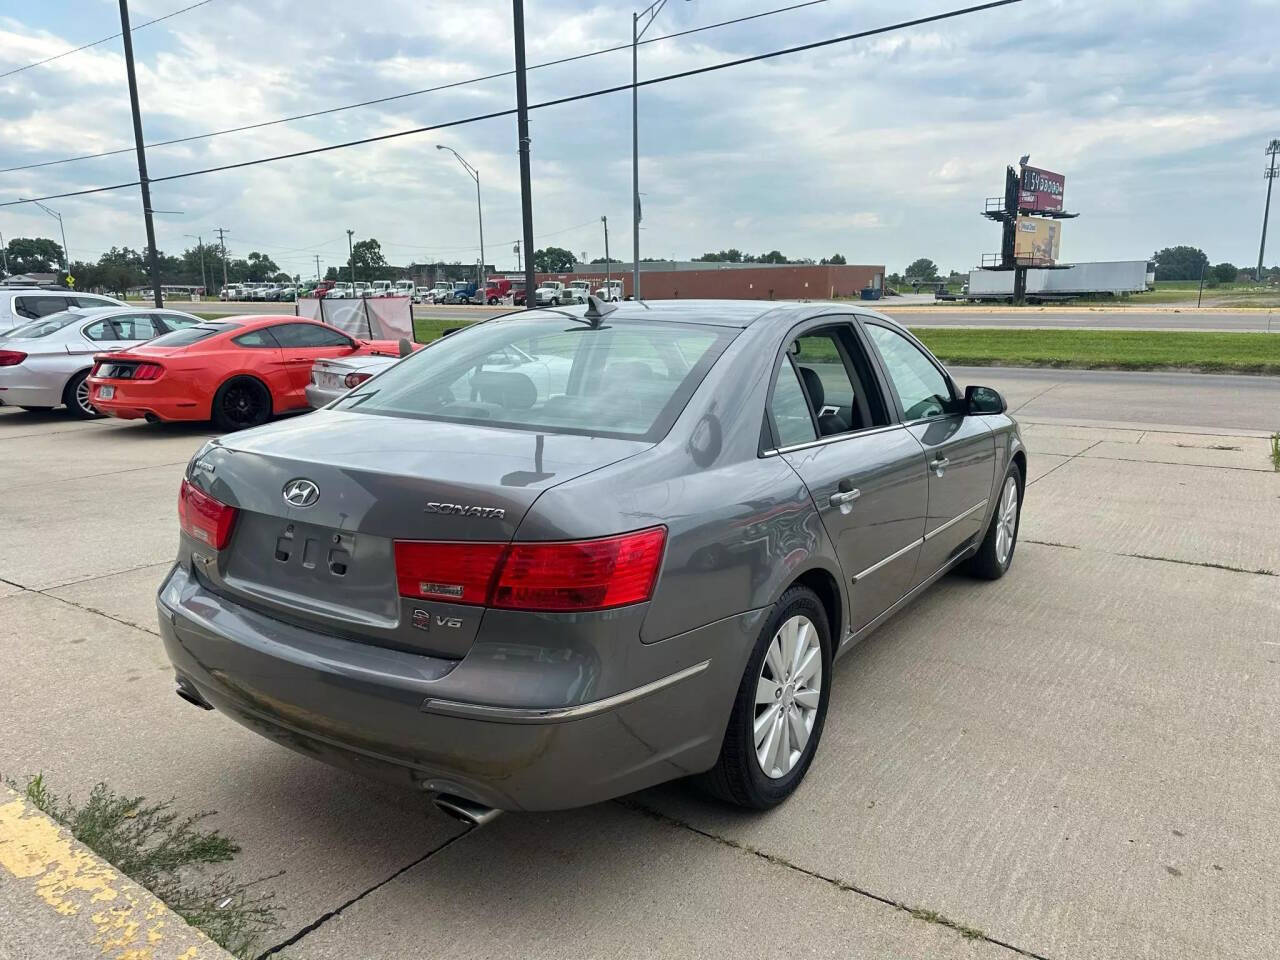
[282,478,320,508]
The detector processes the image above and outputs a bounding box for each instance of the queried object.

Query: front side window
[270,323,353,348]
[865,323,953,421]
[14,296,69,320]
[334,316,734,441]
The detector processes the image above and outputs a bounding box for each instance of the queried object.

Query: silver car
[160,300,1025,820]
[0,307,201,417]
[306,354,401,408]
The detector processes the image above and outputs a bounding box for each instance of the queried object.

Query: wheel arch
[788,566,843,645]
[61,366,96,407]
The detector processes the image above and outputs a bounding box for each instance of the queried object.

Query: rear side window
[334,316,735,441]
[770,359,818,448]
[233,328,281,348]
[14,296,70,319]
[270,323,353,348]
[72,296,119,309]
[109,315,165,341]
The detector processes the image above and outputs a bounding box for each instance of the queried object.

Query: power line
[0,0,836,175]
[0,0,217,81]
[1,0,1020,210]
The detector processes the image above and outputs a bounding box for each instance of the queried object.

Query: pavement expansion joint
[618,800,1054,960]
[254,826,473,958]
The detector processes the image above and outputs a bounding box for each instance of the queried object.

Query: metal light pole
[347,228,355,289]
[215,227,229,293]
[437,145,485,289]
[31,200,70,279]
[601,216,611,294]
[118,0,163,307]
[1258,139,1279,284]
[632,0,682,302]
[185,234,207,296]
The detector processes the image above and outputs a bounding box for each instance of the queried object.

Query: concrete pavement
[1,369,1277,959]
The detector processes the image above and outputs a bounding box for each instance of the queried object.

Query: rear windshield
[145,322,241,347]
[333,315,736,440]
[3,311,82,338]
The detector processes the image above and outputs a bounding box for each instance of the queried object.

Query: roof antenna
[583,294,617,328]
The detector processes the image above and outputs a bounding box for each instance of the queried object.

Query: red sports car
[88,315,410,430]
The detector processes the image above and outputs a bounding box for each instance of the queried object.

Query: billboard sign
[1019,165,1065,212]
[1014,216,1062,265]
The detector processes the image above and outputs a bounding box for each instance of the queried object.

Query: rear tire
[212,377,272,432]
[63,371,101,419]
[698,585,832,809]
[965,462,1023,580]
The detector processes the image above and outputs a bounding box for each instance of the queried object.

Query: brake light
[90,362,102,376]
[392,527,666,612]
[133,362,164,380]
[344,371,372,388]
[394,541,506,605]
[0,350,27,367]
[178,478,238,550]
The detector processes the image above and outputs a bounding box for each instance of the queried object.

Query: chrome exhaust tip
[432,793,502,827]
[174,678,214,711]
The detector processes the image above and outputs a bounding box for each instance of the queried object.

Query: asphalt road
[2,369,1278,960]
[177,299,1279,332]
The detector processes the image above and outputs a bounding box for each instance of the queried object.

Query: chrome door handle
[829,488,861,506]
[930,457,950,476]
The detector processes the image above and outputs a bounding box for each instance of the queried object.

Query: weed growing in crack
[1270,432,1279,472]
[9,774,282,958]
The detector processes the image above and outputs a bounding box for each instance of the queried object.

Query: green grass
[413,317,477,342]
[1271,433,1280,472]
[10,775,281,958]
[910,328,1280,375]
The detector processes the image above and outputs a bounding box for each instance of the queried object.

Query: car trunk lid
[191,409,650,658]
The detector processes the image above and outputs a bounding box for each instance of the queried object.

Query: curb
[0,784,235,960]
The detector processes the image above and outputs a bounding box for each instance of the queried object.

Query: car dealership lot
[2,370,1278,959]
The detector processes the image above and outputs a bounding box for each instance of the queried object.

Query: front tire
[63,371,101,419]
[966,462,1023,580]
[699,585,832,809]
[212,377,272,432]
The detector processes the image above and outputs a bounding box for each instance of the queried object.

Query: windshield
[3,311,83,338]
[145,322,241,347]
[333,315,735,440]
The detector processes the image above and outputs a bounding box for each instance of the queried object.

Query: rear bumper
[304,383,343,409]
[0,383,64,407]
[89,379,207,422]
[157,563,758,811]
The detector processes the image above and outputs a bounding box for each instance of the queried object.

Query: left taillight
[344,371,373,388]
[178,478,238,550]
[0,350,27,367]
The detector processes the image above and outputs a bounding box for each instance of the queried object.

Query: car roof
[515,299,860,329]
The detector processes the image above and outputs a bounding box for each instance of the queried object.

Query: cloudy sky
[1,0,1277,278]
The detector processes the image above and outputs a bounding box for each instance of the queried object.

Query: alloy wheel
[222,384,263,428]
[994,475,1019,566]
[74,376,96,416]
[754,614,822,779]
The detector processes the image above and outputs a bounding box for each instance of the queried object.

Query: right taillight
[133,363,164,380]
[178,478,238,550]
[392,527,667,613]
[0,350,27,367]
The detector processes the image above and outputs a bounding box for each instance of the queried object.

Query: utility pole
[512,0,536,308]
[185,234,207,295]
[214,227,229,292]
[314,254,322,281]
[118,0,163,308]
[513,241,522,272]
[0,230,8,277]
[1258,138,1279,284]
[630,0,670,302]
[347,229,356,288]
[601,215,611,294]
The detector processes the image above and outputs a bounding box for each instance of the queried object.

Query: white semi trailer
[960,260,1154,302]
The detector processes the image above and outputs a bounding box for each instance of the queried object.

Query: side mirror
[398,337,413,358]
[965,385,1006,415]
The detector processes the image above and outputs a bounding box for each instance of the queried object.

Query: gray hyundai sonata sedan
[160,299,1025,819]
